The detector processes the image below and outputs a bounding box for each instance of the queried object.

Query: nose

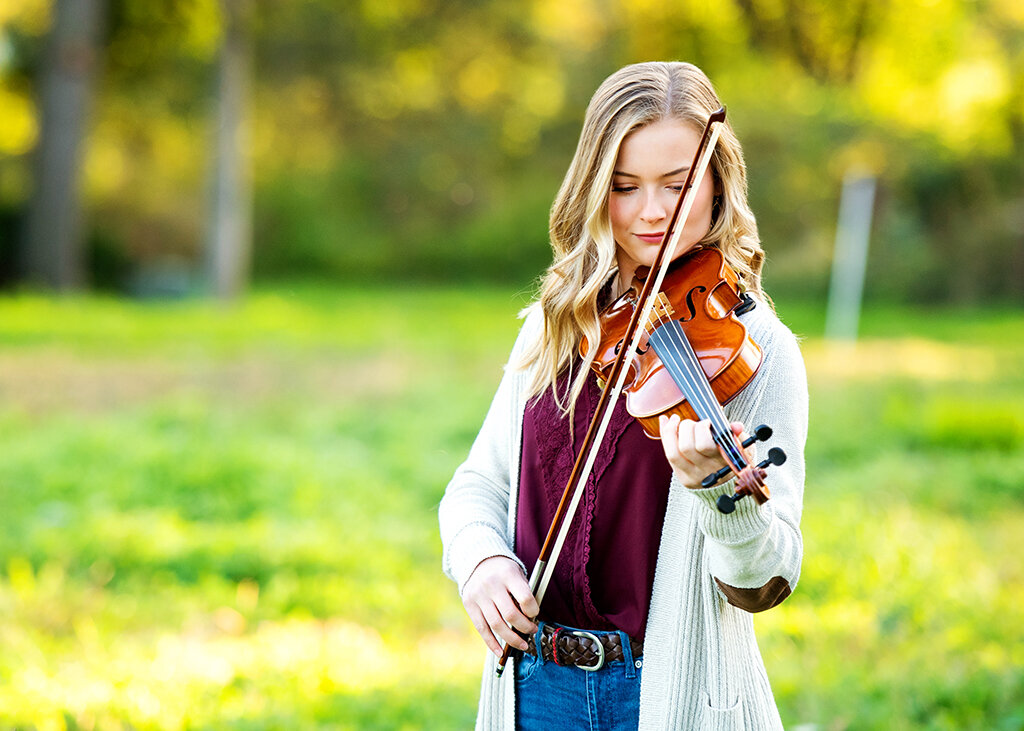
[640,189,669,224]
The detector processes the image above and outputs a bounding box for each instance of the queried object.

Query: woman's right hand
[461,556,540,657]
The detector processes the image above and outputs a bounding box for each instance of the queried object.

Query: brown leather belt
[524,624,643,672]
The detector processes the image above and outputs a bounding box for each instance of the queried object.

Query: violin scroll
[712,432,790,511]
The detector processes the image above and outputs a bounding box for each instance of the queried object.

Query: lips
[634,232,666,244]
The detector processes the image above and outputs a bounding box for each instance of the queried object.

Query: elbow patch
[715,575,791,613]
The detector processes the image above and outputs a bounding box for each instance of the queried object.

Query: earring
[711,195,722,225]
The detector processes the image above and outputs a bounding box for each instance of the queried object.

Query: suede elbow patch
[715,575,791,612]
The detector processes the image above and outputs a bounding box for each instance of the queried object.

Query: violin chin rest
[734,292,756,315]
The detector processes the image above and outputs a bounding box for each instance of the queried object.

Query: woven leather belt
[524,624,643,672]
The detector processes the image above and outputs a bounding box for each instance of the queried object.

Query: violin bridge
[645,292,676,331]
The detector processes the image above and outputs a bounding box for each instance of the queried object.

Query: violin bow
[495,108,727,677]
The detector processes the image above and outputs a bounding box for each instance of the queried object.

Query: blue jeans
[515,622,642,731]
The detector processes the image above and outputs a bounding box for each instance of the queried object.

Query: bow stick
[495,107,727,677]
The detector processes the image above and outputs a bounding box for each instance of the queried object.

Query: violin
[588,245,786,513]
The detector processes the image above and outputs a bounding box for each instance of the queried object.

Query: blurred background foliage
[0,0,1022,301]
[1,2,1024,729]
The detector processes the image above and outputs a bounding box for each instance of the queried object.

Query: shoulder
[505,303,545,368]
[728,297,808,421]
[516,303,545,345]
[738,298,804,367]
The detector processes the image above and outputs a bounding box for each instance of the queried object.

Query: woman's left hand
[658,414,744,489]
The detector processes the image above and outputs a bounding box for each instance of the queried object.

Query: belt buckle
[571,630,605,672]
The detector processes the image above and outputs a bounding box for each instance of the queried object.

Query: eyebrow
[612,165,690,179]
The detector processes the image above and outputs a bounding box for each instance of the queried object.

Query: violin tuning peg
[741,424,773,448]
[755,448,786,471]
[702,465,732,488]
[716,494,737,514]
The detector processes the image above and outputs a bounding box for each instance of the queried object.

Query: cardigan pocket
[702,692,743,731]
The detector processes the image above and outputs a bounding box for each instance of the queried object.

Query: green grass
[0,287,1021,730]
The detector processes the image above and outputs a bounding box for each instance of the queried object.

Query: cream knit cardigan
[440,300,808,730]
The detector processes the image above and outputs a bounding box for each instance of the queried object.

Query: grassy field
[0,285,1021,730]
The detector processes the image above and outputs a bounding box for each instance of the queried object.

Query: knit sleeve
[438,311,539,595]
[685,308,808,612]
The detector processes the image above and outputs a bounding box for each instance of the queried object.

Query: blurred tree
[20,0,106,290]
[61,0,223,293]
[733,0,880,83]
[2,0,1021,301]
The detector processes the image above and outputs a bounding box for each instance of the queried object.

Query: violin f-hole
[614,337,650,357]
[678,285,706,322]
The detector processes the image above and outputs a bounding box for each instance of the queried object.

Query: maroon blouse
[515,370,672,641]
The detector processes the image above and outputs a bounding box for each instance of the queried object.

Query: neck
[614,255,637,296]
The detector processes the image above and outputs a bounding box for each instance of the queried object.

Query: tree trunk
[205,0,252,301]
[21,0,106,290]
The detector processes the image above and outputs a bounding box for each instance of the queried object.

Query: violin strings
[646,312,726,429]
[667,325,745,467]
[657,330,744,468]
[647,319,746,471]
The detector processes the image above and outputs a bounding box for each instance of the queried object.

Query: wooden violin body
[587,246,761,438]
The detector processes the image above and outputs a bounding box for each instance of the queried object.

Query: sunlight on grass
[0,605,482,729]
[758,500,1024,728]
[803,338,999,383]
[0,290,1021,729]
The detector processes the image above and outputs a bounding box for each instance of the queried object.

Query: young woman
[439,61,808,730]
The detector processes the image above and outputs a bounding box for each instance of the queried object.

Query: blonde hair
[518,61,770,411]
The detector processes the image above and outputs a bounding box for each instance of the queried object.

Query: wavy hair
[517,61,770,411]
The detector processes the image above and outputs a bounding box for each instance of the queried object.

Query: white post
[205,0,252,301]
[825,170,876,341]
